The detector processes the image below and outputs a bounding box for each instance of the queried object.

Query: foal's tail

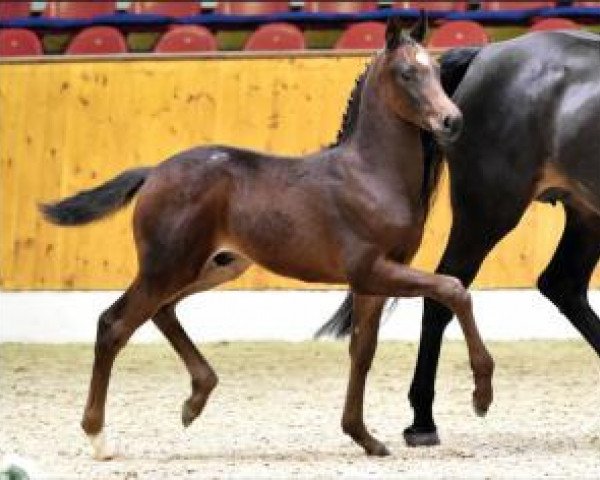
[40,167,151,226]
[314,47,482,340]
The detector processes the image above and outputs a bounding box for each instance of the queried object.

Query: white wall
[1,290,599,343]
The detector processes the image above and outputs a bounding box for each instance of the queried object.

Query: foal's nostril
[443,115,463,138]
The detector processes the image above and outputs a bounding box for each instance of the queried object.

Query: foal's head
[379,14,463,143]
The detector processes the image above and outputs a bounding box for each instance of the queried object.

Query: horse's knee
[439,276,471,315]
[95,309,126,355]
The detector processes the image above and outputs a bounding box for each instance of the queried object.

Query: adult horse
[40,16,494,460]
[317,30,600,447]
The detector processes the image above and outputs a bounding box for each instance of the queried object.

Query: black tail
[314,46,481,340]
[40,167,151,226]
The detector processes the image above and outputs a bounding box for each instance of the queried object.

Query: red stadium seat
[0,2,31,20]
[43,1,116,19]
[154,26,217,52]
[335,22,386,50]
[530,17,580,31]
[129,2,201,17]
[0,29,43,56]
[216,2,289,15]
[304,2,378,13]
[244,23,305,51]
[66,26,128,55]
[395,2,467,11]
[427,21,489,48]
[573,1,600,6]
[482,2,553,10]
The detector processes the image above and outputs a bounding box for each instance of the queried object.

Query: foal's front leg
[350,256,494,416]
[341,294,389,456]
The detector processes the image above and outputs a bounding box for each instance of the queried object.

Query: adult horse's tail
[314,46,482,339]
[40,167,151,226]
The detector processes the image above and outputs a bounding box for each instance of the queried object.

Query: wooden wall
[1,54,598,290]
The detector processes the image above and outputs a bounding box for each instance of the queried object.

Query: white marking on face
[415,48,430,67]
[208,152,228,163]
[88,429,118,461]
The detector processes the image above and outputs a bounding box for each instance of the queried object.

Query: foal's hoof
[88,429,119,461]
[472,389,492,417]
[365,441,391,457]
[403,426,440,447]
[181,400,200,428]
[472,396,489,417]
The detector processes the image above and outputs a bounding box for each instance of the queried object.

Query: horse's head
[379,13,463,143]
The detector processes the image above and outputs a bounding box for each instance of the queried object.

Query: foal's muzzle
[438,114,463,143]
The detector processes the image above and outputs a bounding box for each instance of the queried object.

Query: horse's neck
[351,73,424,186]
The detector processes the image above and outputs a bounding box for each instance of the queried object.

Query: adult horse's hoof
[403,427,440,447]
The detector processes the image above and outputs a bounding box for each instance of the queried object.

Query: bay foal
[41,16,493,459]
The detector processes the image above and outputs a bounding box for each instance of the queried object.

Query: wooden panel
[0,56,598,290]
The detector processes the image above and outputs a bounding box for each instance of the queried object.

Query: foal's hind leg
[537,205,600,355]
[341,294,389,456]
[153,305,218,428]
[153,253,250,428]
[81,278,162,460]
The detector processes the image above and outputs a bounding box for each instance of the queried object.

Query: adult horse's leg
[81,277,162,460]
[405,203,525,446]
[341,294,388,456]
[153,304,218,427]
[537,205,600,354]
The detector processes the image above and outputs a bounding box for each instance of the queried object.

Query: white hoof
[88,429,118,461]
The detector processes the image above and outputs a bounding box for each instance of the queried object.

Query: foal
[41,16,493,459]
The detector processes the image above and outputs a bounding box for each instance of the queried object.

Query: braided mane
[328,64,370,148]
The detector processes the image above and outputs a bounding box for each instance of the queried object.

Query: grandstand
[0,1,599,55]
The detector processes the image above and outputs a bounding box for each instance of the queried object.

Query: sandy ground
[1,341,599,479]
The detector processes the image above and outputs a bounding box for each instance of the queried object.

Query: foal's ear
[385,16,404,51]
[409,9,428,44]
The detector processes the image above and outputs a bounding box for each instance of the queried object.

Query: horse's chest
[341,185,424,248]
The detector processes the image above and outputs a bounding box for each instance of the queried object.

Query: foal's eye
[397,66,416,82]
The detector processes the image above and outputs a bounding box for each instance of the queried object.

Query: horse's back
[451,31,600,211]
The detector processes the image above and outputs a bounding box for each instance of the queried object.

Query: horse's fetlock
[408,385,435,407]
[472,351,494,378]
[341,417,362,439]
[81,413,102,435]
[191,370,218,394]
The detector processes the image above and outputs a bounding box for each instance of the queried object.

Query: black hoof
[403,426,440,447]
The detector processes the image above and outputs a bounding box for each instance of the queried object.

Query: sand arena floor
[1,341,599,479]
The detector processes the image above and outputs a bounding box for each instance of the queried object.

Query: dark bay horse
[40,17,494,459]
[317,30,600,447]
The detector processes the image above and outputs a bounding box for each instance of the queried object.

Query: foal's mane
[330,61,444,218]
[328,63,370,149]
